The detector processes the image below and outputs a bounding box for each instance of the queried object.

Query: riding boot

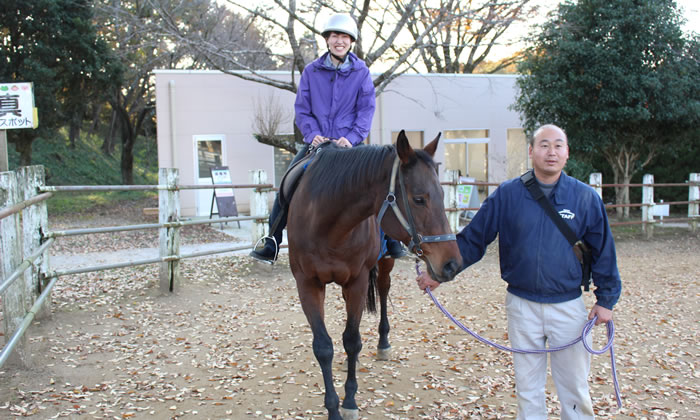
[249,195,286,263]
[385,235,408,259]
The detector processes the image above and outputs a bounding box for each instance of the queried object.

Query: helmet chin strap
[329,50,347,63]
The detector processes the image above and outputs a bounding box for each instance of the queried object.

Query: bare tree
[94,0,270,183]
[403,0,537,74]
[156,0,454,94]
[152,1,536,150]
[251,93,302,153]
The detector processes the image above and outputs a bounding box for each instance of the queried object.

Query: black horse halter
[376,156,457,256]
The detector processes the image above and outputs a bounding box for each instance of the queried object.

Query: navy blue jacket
[457,172,621,310]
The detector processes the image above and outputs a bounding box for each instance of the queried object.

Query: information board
[458,176,481,220]
[0,82,37,130]
[210,166,238,218]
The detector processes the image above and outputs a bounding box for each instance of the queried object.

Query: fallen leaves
[0,204,698,419]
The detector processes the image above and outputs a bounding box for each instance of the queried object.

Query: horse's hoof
[376,346,392,361]
[340,407,359,420]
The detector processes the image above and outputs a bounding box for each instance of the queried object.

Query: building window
[193,134,226,216]
[273,145,295,188]
[443,129,489,201]
[271,134,298,187]
[195,137,223,179]
[507,128,528,179]
[391,130,423,149]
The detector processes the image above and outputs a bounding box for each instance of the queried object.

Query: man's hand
[311,135,329,147]
[334,137,352,148]
[588,304,613,326]
[416,271,441,292]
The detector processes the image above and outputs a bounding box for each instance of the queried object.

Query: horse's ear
[396,129,416,164]
[423,132,441,158]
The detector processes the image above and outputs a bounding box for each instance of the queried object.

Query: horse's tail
[366,264,378,314]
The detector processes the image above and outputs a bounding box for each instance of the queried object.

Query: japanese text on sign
[0,82,37,130]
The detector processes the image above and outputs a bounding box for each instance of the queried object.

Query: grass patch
[7,128,158,216]
[47,190,157,215]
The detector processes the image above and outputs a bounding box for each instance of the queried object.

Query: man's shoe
[385,240,408,259]
[249,242,278,264]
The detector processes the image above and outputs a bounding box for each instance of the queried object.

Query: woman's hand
[311,135,329,147]
[334,137,352,148]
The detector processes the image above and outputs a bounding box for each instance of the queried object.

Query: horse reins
[376,156,456,256]
[415,262,622,408]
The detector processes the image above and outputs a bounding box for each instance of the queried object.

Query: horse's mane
[306,143,438,203]
[306,144,395,202]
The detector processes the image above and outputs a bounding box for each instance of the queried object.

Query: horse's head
[382,130,462,283]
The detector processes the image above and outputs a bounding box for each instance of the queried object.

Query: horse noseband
[376,157,456,256]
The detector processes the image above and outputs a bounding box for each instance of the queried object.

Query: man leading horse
[417,124,622,419]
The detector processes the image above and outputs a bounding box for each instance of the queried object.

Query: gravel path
[0,199,698,419]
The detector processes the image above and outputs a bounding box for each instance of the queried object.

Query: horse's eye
[413,196,426,205]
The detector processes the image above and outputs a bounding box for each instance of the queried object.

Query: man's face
[529,126,569,178]
[326,32,352,57]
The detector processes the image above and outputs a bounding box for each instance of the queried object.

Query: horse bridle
[376,156,457,256]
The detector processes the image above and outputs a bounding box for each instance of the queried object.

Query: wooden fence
[1,166,698,369]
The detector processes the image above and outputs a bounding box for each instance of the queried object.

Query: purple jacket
[294,52,376,145]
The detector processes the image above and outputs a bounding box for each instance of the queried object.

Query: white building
[154,70,527,217]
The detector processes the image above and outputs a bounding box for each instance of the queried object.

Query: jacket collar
[313,51,360,73]
[550,171,574,205]
[521,170,572,205]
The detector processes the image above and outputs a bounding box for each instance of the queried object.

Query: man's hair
[529,124,567,147]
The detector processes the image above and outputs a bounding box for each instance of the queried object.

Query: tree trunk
[606,143,653,220]
[621,173,632,219]
[121,129,135,185]
[612,170,624,220]
[68,113,81,149]
[12,131,34,167]
[102,110,118,156]
[87,103,103,138]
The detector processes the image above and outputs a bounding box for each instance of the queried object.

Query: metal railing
[1,166,698,370]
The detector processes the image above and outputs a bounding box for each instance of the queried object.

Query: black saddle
[278,143,332,207]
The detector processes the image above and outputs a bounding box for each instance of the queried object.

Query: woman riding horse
[249,13,406,264]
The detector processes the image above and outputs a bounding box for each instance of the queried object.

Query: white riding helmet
[321,13,358,42]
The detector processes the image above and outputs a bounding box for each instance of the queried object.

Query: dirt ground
[1,200,698,419]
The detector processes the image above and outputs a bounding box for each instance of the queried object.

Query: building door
[194,135,225,216]
[443,129,489,202]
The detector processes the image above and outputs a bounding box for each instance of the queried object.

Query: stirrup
[250,235,279,265]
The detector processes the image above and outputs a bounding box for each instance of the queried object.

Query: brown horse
[286,130,462,419]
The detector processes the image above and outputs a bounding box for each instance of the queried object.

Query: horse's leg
[339,277,368,420]
[376,258,394,361]
[297,281,343,420]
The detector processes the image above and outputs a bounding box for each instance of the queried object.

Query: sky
[666,0,699,32]
[219,0,699,63]
[493,0,699,60]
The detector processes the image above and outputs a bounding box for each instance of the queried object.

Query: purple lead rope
[416,262,622,408]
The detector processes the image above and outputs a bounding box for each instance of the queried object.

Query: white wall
[155,70,523,217]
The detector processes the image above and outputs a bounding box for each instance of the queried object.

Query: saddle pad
[279,150,314,207]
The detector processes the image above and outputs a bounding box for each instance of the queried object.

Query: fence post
[17,166,50,318]
[443,170,459,233]
[590,172,603,199]
[0,171,29,366]
[642,174,654,239]
[159,168,180,293]
[690,173,699,233]
[250,169,269,245]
